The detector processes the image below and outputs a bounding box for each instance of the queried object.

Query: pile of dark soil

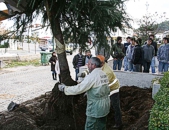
[0,85,154,130]
[107,86,154,130]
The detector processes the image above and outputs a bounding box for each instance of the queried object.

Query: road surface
[0,51,79,112]
[0,47,97,112]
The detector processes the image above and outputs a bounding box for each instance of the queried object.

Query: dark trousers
[133,64,142,72]
[52,71,56,80]
[110,92,122,126]
[143,61,151,73]
[58,74,61,83]
[113,59,123,70]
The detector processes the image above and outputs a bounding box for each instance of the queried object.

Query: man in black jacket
[149,35,158,73]
[72,48,85,81]
[132,39,143,72]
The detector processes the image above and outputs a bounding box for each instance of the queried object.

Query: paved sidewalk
[0,65,57,112]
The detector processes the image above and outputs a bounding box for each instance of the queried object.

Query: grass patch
[4,59,41,68]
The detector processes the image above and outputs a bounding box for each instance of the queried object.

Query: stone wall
[108,59,163,88]
[0,54,40,61]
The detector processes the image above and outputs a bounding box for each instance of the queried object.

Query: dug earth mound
[0,85,154,130]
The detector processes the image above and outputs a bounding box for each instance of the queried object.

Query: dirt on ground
[0,85,154,130]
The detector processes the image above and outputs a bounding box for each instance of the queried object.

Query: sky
[125,0,169,28]
[126,0,169,19]
[0,0,169,29]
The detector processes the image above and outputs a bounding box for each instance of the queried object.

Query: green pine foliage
[13,0,130,49]
[149,72,169,129]
[157,21,169,32]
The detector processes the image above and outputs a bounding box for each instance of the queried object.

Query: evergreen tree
[4,1,130,129]
[13,0,129,85]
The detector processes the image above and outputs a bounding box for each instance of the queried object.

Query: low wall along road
[108,60,163,88]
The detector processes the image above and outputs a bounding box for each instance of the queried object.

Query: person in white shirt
[55,59,61,83]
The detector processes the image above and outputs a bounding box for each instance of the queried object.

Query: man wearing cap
[97,55,122,129]
[77,55,122,129]
[59,57,110,130]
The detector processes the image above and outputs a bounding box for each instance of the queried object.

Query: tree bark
[42,2,79,130]
[45,0,77,86]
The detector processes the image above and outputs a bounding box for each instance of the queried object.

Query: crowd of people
[49,34,169,82]
[97,35,169,74]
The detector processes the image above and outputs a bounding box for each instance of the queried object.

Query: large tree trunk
[42,1,80,129]
[45,0,76,86]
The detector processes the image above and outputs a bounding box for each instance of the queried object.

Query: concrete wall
[0,54,40,61]
[113,71,163,88]
[108,59,163,88]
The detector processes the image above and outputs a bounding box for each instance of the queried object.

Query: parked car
[40,44,53,52]
[65,43,74,55]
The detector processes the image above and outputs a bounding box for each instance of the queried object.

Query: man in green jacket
[58,57,110,130]
[111,36,125,70]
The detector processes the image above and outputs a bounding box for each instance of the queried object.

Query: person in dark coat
[72,48,85,81]
[49,52,57,80]
[145,34,158,73]
[131,39,143,72]
[142,38,155,73]
[149,35,158,73]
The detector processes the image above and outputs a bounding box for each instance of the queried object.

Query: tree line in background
[135,2,169,43]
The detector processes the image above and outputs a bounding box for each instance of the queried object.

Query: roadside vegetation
[149,72,169,129]
[4,59,41,68]
[0,43,9,48]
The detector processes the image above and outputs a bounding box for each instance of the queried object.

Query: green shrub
[4,59,41,68]
[149,72,169,130]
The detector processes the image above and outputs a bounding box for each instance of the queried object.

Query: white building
[155,32,163,41]
[22,24,52,40]
[162,31,169,38]
[108,26,134,44]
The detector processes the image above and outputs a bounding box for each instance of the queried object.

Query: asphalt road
[0,47,97,112]
[0,50,78,112]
